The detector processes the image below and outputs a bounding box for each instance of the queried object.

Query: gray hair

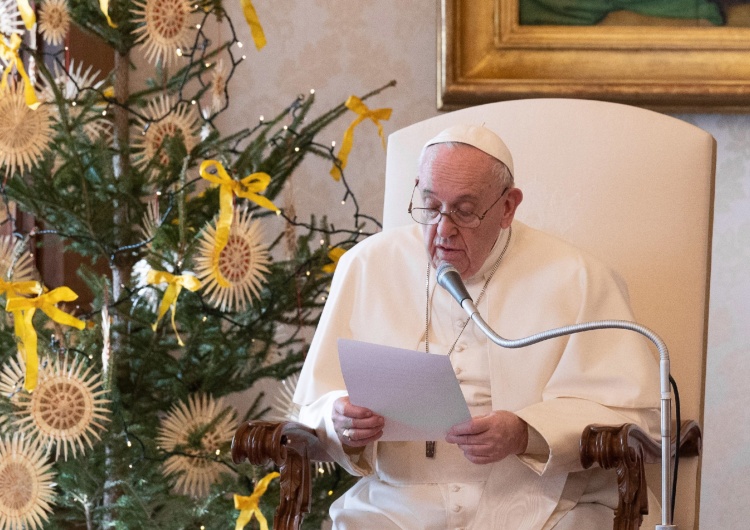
[418,142,514,189]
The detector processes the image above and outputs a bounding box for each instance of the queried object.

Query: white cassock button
[452,505,462,513]
[455,343,466,352]
[454,366,462,376]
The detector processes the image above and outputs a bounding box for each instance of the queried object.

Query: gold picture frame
[439,0,750,112]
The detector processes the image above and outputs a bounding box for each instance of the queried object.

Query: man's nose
[436,212,458,236]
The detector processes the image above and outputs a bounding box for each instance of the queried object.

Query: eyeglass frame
[407,181,510,229]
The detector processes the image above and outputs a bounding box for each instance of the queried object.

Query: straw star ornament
[194,206,271,312]
[0,433,56,530]
[0,0,24,38]
[0,354,111,461]
[133,94,199,170]
[0,235,37,284]
[210,59,229,114]
[0,81,53,179]
[157,394,236,498]
[38,0,71,47]
[132,0,195,66]
[40,60,110,142]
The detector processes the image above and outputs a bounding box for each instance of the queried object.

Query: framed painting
[439,0,750,112]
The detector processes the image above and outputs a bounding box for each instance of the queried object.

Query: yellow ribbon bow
[146,270,201,347]
[322,247,346,274]
[6,286,86,391]
[234,472,280,530]
[239,0,267,50]
[99,0,118,28]
[0,33,40,109]
[16,0,36,30]
[0,278,42,299]
[330,95,391,181]
[199,160,279,287]
[0,280,43,379]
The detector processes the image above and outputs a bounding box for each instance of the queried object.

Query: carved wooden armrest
[232,420,331,530]
[580,420,702,530]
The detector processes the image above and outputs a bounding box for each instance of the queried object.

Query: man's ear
[500,188,523,229]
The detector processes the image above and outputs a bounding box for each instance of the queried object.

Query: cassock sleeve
[293,241,376,477]
[511,250,661,476]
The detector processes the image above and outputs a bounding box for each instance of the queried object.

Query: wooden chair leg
[581,424,649,530]
[580,421,702,530]
[232,421,323,530]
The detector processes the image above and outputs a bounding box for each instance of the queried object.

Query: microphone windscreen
[436,262,472,304]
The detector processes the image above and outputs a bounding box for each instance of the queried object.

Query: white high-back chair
[232,99,714,530]
[383,99,714,529]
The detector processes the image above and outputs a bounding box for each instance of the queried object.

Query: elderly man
[294,125,660,529]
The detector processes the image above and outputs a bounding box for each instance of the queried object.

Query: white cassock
[294,221,661,530]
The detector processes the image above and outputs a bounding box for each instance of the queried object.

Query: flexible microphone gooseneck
[436,262,676,530]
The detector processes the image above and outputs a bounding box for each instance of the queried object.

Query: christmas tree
[0,1,393,528]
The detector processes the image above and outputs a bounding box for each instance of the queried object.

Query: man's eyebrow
[419,188,481,203]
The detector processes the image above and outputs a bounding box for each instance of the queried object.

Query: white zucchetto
[423,124,514,176]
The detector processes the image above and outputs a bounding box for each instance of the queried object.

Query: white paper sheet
[338,338,471,441]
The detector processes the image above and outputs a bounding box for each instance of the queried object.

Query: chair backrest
[383,99,715,529]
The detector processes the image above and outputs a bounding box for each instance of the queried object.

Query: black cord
[669,374,681,522]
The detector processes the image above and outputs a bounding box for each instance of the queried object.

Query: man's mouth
[436,245,461,257]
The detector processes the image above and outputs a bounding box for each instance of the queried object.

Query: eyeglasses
[407,183,509,229]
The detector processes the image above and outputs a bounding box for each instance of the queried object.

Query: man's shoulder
[513,221,586,260]
[341,224,421,263]
[513,221,619,276]
[513,221,627,289]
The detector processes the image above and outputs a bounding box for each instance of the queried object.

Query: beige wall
[219,1,749,526]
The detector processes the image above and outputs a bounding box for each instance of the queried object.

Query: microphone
[436,262,478,317]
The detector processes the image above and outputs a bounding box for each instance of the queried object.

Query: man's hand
[445,410,529,464]
[332,396,385,447]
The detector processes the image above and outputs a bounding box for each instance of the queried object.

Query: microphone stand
[441,265,676,529]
